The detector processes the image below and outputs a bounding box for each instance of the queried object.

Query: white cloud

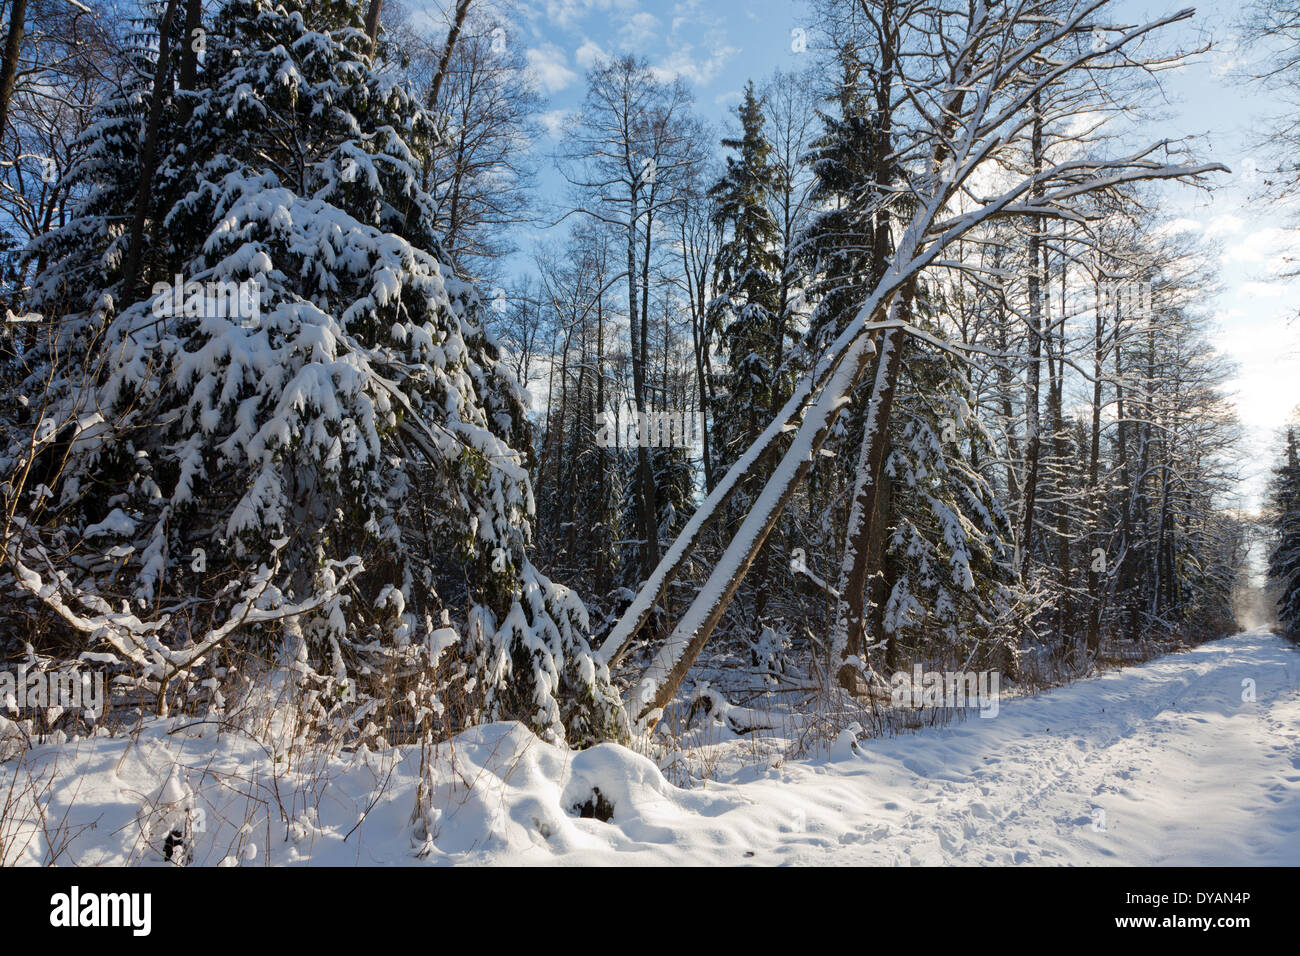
[650,43,739,86]
[620,11,660,47]
[1210,33,1244,79]
[1239,280,1291,299]
[669,0,706,33]
[1155,217,1203,237]
[575,38,607,70]
[543,0,638,30]
[538,108,572,139]
[526,43,578,93]
[1223,225,1300,269]
[1205,213,1246,238]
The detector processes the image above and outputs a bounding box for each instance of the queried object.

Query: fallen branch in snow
[686,684,785,735]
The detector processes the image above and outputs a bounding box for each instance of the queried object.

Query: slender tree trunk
[404,0,471,235]
[535,320,559,504]
[1051,232,1071,645]
[1086,275,1104,652]
[995,249,1021,500]
[834,301,909,688]
[0,0,27,141]
[642,206,661,574]
[121,0,181,299]
[874,471,896,672]
[627,190,661,581]
[364,0,383,55]
[595,284,610,593]
[1128,324,1157,640]
[444,128,466,262]
[1015,101,1045,578]
[555,317,573,555]
[1114,298,1133,641]
[681,218,714,491]
[427,0,471,113]
[179,0,203,93]
[691,292,712,491]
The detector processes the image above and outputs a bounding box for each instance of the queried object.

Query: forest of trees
[0,0,1288,753]
[1267,428,1300,638]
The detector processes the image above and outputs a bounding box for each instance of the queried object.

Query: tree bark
[0,0,28,141]
[636,194,661,578]
[1051,263,1072,645]
[626,185,661,582]
[427,0,472,114]
[364,0,382,55]
[1015,101,1045,577]
[1085,275,1104,652]
[179,0,203,93]
[121,0,181,299]
[834,300,909,689]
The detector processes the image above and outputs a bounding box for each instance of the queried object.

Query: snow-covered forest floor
[4,0,1300,880]
[4,628,1296,866]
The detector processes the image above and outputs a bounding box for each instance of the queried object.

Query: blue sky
[411,0,1300,513]
[1108,0,1300,513]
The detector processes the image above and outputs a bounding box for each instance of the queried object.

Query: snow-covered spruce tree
[1267,428,1300,638]
[705,82,791,631]
[870,301,1023,673]
[10,0,624,745]
[796,42,882,363]
[707,83,786,480]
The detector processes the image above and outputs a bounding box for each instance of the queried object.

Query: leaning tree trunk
[629,328,881,728]
[627,295,916,730]
[427,0,472,113]
[406,0,471,232]
[597,322,863,667]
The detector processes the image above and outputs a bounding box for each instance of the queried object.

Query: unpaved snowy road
[728,628,1300,865]
[11,629,1300,866]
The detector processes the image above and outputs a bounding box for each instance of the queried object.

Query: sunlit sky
[412,0,1300,513]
